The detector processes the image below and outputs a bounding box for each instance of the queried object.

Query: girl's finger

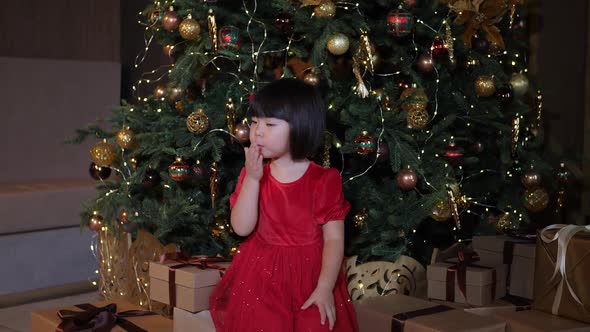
[300,298,313,310]
[319,306,326,325]
[328,307,335,330]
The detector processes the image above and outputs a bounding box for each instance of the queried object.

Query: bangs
[249,88,290,121]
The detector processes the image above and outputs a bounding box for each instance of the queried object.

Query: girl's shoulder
[307,162,342,182]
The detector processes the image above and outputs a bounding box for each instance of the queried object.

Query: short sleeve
[229,167,246,210]
[313,168,351,225]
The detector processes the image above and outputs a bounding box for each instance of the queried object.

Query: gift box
[430,294,532,316]
[463,295,533,316]
[149,255,230,313]
[473,235,536,299]
[173,307,216,332]
[492,308,590,332]
[534,226,590,324]
[427,259,507,306]
[31,300,172,332]
[354,294,506,332]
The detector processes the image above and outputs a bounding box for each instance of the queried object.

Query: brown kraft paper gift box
[31,300,172,332]
[492,308,590,332]
[427,259,507,306]
[473,235,536,299]
[354,293,506,332]
[534,226,590,324]
[149,255,230,313]
[173,307,216,332]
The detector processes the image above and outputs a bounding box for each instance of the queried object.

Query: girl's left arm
[317,220,345,291]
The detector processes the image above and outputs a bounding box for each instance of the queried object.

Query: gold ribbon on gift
[539,224,590,315]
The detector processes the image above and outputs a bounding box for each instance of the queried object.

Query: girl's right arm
[230,144,263,236]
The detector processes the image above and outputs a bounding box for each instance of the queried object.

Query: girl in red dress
[209,79,358,332]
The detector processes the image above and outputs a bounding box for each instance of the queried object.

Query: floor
[0,291,101,332]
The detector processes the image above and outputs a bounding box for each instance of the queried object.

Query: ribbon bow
[448,0,522,49]
[159,252,231,270]
[539,224,590,314]
[57,303,155,332]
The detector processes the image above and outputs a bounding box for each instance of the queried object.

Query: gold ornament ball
[88,214,103,232]
[523,188,549,213]
[327,33,350,55]
[118,209,129,224]
[510,73,529,97]
[116,128,135,149]
[303,72,320,86]
[314,0,336,17]
[129,157,138,170]
[168,86,183,102]
[179,16,201,40]
[90,140,117,167]
[153,85,166,98]
[407,109,430,129]
[401,87,428,113]
[396,166,418,190]
[431,200,451,221]
[474,75,496,97]
[233,123,250,144]
[496,213,512,233]
[521,169,541,189]
[353,208,368,228]
[186,108,209,134]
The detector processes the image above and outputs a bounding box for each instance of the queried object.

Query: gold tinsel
[444,20,454,62]
[511,116,520,158]
[97,225,175,314]
[533,90,543,136]
[446,185,461,230]
[207,9,218,52]
[323,142,331,168]
[210,162,219,208]
[358,33,375,73]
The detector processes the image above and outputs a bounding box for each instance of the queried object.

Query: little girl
[209,78,358,331]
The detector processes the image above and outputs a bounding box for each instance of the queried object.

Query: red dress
[210,161,358,332]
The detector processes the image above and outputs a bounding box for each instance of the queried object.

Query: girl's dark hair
[250,78,325,160]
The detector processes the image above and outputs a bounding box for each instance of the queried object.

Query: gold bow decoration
[447,0,522,49]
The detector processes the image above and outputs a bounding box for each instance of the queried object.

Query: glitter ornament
[90,140,117,167]
[186,108,209,134]
[354,131,376,155]
[179,14,201,40]
[169,157,189,181]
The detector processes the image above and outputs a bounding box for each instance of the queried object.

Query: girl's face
[249,116,290,160]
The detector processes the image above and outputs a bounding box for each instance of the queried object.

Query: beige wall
[0,0,120,61]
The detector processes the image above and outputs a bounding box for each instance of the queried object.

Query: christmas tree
[70,0,563,265]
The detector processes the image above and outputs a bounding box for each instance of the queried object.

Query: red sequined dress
[209,161,358,332]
